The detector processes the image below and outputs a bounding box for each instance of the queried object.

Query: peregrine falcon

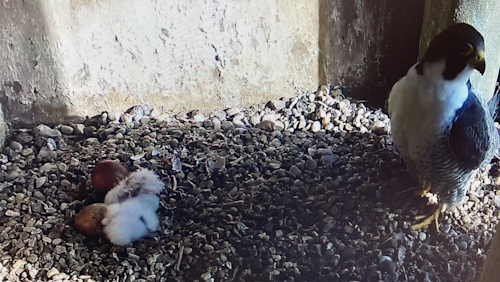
[387,23,499,230]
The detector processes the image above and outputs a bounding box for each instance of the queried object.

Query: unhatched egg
[74,203,107,236]
[91,160,129,191]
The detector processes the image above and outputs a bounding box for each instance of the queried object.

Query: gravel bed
[0,85,498,281]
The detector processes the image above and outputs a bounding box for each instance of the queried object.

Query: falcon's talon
[412,204,442,231]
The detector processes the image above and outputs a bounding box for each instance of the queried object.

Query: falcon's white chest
[387,61,473,162]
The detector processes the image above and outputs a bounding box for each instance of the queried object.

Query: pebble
[225,108,240,117]
[5,210,20,217]
[74,124,85,135]
[203,119,214,128]
[5,170,21,181]
[289,165,302,177]
[10,141,23,151]
[201,272,212,280]
[46,268,60,279]
[84,126,97,136]
[372,120,387,135]
[250,114,261,126]
[493,195,500,208]
[320,154,339,165]
[275,230,283,238]
[21,148,34,156]
[211,117,222,130]
[266,100,286,111]
[258,120,275,132]
[311,121,321,133]
[60,125,74,135]
[184,247,193,255]
[35,176,47,188]
[40,163,56,173]
[458,241,468,250]
[204,244,215,252]
[12,260,27,269]
[305,158,318,171]
[440,224,451,233]
[273,121,285,131]
[221,121,234,130]
[380,256,395,273]
[317,148,333,155]
[344,225,354,234]
[298,116,307,129]
[262,113,277,122]
[341,247,356,260]
[52,273,68,280]
[232,114,246,127]
[52,238,62,245]
[58,163,68,173]
[193,113,207,123]
[308,93,316,102]
[418,232,427,241]
[34,124,61,137]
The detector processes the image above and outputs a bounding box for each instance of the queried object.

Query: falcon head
[419,23,485,79]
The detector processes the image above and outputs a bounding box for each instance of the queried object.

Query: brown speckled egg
[91,160,129,191]
[74,203,107,236]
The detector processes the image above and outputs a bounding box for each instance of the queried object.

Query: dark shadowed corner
[318,0,425,110]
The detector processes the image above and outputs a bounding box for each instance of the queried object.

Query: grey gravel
[0,85,498,282]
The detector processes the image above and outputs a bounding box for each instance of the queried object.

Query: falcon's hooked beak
[469,49,485,75]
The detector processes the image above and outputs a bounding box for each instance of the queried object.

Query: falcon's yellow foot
[411,204,442,231]
[398,181,431,197]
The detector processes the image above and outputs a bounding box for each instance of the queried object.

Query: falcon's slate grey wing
[448,89,491,170]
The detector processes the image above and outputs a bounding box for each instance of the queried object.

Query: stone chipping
[0,85,499,281]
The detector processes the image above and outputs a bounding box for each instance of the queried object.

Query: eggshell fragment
[91,160,129,191]
[74,203,107,236]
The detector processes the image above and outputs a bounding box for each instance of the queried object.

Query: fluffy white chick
[101,168,165,245]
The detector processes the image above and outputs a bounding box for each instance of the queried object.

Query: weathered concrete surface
[419,0,500,98]
[318,0,425,108]
[0,0,70,125]
[0,0,319,126]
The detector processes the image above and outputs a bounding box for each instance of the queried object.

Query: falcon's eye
[460,43,474,56]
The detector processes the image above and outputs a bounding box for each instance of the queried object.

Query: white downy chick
[101,168,165,245]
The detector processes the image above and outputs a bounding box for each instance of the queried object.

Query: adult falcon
[388,23,499,230]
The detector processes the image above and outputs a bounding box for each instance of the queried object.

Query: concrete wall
[1,0,320,126]
[0,0,68,125]
[318,0,425,108]
[7,0,496,132]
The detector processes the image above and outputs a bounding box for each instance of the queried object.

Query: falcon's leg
[398,180,431,197]
[411,203,442,231]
